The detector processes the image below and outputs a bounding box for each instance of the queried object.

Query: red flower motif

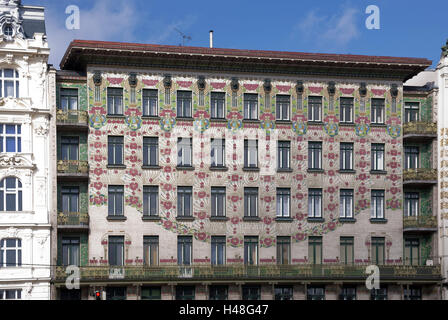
[264,196,272,203]
[198,172,206,179]
[93,182,103,190]
[230,237,240,246]
[129,169,139,176]
[196,232,207,241]
[390,187,400,195]
[296,193,304,200]
[197,212,207,220]
[358,187,367,194]
[163,220,173,229]
[328,153,336,160]
[163,202,173,210]
[391,150,398,156]
[129,183,138,191]
[231,196,239,203]
[163,184,173,191]
[231,217,240,225]
[164,166,172,173]
[94,155,103,162]
[263,217,272,225]
[328,170,335,177]
[295,233,305,241]
[328,203,336,211]
[263,238,273,247]
[198,191,206,199]
[328,222,336,231]
[390,162,398,169]
[129,155,138,163]
[93,168,104,176]
[94,142,102,149]
[231,175,239,182]
[129,143,138,150]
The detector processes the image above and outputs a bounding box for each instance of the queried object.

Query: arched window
[0,177,22,212]
[0,69,19,98]
[0,238,22,267]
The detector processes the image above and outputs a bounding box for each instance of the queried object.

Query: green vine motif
[421,236,432,265]
[57,83,88,111]
[420,190,432,216]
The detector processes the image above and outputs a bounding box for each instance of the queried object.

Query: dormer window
[3,24,13,37]
[0,69,19,98]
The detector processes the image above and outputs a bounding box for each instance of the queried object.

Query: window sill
[275,120,292,124]
[275,217,293,222]
[142,165,161,170]
[176,217,195,222]
[339,122,355,126]
[277,168,293,173]
[338,169,356,174]
[107,165,126,169]
[370,123,387,127]
[242,119,261,123]
[243,217,261,222]
[210,216,229,222]
[142,216,161,221]
[107,114,125,118]
[243,167,260,172]
[176,166,195,171]
[107,216,127,221]
[141,116,160,120]
[176,117,194,121]
[210,166,229,172]
[339,218,357,223]
[370,170,387,175]
[307,169,324,173]
[370,218,388,224]
[210,118,227,122]
[307,121,324,125]
[307,217,325,223]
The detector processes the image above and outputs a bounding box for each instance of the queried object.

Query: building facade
[0,0,54,300]
[52,40,442,300]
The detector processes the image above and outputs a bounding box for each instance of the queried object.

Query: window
[106,287,126,300]
[308,189,322,218]
[142,89,158,117]
[404,286,422,300]
[143,137,158,167]
[107,88,123,115]
[307,286,325,300]
[3,24,13,37]
[278,141,290,170]
[244,236,258,265]
[177,187,192,217]
[211,187,226,217]
[340,143,354,171]
[371,237,385,265]
[277,188,290,218]
[62,237,80,266]
[143,236,159,266]
[340,286,356,300]
[61,137,79,161]
[242,286,260,300]
[308,96,322,122]
[209,285,228,300]
[141,287,161,300]
[404,238,420,266]
[371,144,385,171]
[108,136,124,166]
[404,192,419,217]
[277,237,290,265]
[308,236,322,264]
[244,140,258,168]
[371,287,388,300]
[211,236,226,265]
[0,69,19,98]
[244,188,258,217]
[61,187,79,213]
[177,138,192,167]
[108,186,124,217]
[0,239,21,267]
[176,286,195,300]
[0,289,21,300]
[143,186,158,217]
[276,95,290,120]
[243,93,258,120]
[274,286,293,300]
[308,142,322,170]
[211,92,225,119]
[0,124,21,153]
[60,88,78,111]
[177,91,192,118]
[340,189,354,219]
[371,98,385,124]
[340,97,354,123]
[404,146,419,170]
[211,139,225,167]
[177,236,192,266]
[60,289,81,300]
[371,190,385,219]
[108,236,124,266]
[404,102,419,123]
[340,237,354,264]
[0,177,22,212]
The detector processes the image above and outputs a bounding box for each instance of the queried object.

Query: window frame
[211,236,226,265]
[177,187,193,218]
[143,236,159,266]
[0,177,22,212]
[211,138,226,168]
[0,124,21,154]
[108,185,124,217]
[276,188,291,218]
[244,236,258,266]
[308,188,323,218]
[0,69,19,98]
[371,143,385,171]
[0,238,22,267]
[371,98,385,124]
[244,139,258,168]
[371,190,385,219]
[404,102,420,123]
[177,90,192,118]
[143,137,159,167]
[339,97,354,123]
[308,142,322,170]
[107,136,124,166]
[210,92,226,119]
[244,187,259,218]
[108,236,124,266]
[277,141,291,170]
[211,187,226,218]
[276,94,291,121]
[60,88,79,111]
[142,89,158,117]
[107,87,124,116]
[143,186,159,217]
[339,189,354,219]
[340,142,354,171]
[308,96,322,122]
[177,138,193,167]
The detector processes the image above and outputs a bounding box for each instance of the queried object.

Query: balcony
[57,212,89,231]
[57,160,89,180]
[56,109,89,130]
[403,168,437,186]
[403,121,437,141]
[403,215,437,232]
[53,264,441,284]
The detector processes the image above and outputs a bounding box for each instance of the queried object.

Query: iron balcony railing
[56,109,89,125]
[403,168,437,182]
[57,212,89,227]
[403,215,437,230]
[403,121,437,137]
[57,160,89,175]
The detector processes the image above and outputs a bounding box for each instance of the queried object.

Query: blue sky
[25,0,448,69]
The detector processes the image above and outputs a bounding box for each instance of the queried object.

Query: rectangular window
[371,98,385,124]
[61,137,79,161]
[340,143,354,170]
[278,141,291,170]
[0,124,21,153]
[211,139,225,167]
[308,96,322,122]
[211,236,226,265]
[143,137,158,167]
[371,144,385,171]
[1,69,19,98]
[62,237,80,266]
[340,97,354,123]
[404,102,419,123]
[61,187,79,213]
[371,237,385,265]
[243,93,258,120]
[277,188,291,218]
[108,136,124,166]
[60,88,78,111]
[244,140,258,168]
[108,236,124,266]
[242,286,260,300]
[211,187,226,217]
[177,138,193,167]
[177,91,192,118]
[276,95,290,120]
[404,146,419,170]
[143,186,158,217]
[371,190,385,219]
[0,289,21,300]
[244,236,258,265]
[209,285,228,300]
[141,286,161,300]
[107,88,124,115]
[211,92,225,119]
[371,287,388,300]
[244,188,258,217]
[106,287,126,300]
[340,189,354,219]
[176,286,195,300]
[308,189,322,218]
[0,239,21,267]
[307,286,325,300]
[277,237,291,265]
[340,237,354,265]
[142,89,158,117]
[108,185,124,217]
[177,236,192,266]
[274,286,293,300]
[404,192,419,217]
[177,187,192,217]
[404,238,420,266]
[143,236,159,266]
[308,142,322,170]
[308,236,322,264]
[340,286,357,300]
[404,286,422,300]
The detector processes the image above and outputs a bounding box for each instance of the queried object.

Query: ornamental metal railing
[57,212,89,226]
[57,160,89,175]
[56,109,89,125]
[403,168,437,182]
[403,121,437,136]
[403,215,437,230]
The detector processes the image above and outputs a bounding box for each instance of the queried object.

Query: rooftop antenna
[174,28,192,46]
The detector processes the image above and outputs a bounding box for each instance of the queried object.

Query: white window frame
[0,238,22,267]
[0,124,21,153]
[0,69,19,98]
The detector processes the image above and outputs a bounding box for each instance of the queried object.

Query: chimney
[209,30,214,48]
